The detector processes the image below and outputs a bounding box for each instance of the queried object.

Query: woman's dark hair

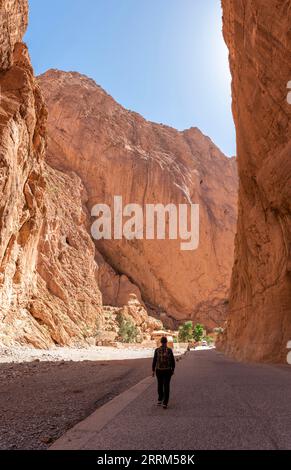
[161,336,168,344]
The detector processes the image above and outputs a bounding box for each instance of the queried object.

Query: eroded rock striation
[0,0,47,345]
[0,0,103,347]
[218,0,291,362]
[0,0,28,70]
[0,0,238,347]
[38,70,238,328]
[0,1,102,346]
[0,0,162,347]
[29,165,104,347]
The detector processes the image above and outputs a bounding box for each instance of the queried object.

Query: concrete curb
[50,375,154,450]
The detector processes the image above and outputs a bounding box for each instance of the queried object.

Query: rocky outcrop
[218,0,291,362]
[95,251,143,307]
[29,163,163,348]
[38,70,238,328]
[100,294,163,346]
[0,0,47,345]
[29,165,104,347]
[0,0,28,70]
[0,0,102,347]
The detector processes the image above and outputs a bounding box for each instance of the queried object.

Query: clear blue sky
[25,0,236,156]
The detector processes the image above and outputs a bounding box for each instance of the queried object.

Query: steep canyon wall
[0,0,240,347]
[38,70,238,328]
[219,0,291,362]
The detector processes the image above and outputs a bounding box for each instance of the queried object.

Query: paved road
[53,350,291,450]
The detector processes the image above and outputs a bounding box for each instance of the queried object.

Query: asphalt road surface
[53,349,291,450]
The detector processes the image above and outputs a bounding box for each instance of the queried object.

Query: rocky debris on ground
[0,356,152,450]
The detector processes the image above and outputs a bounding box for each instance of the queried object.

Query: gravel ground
[0,356,152,450]
[0,345,158,363]
[0,345,189,450]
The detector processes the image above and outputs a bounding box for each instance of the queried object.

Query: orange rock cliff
[37,69,238,329]
[0,1,239,348]
[5,0,289,362]
[0,0,161,346]
[217,0,291,362]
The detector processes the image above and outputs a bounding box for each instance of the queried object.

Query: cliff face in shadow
[218,0,291,362]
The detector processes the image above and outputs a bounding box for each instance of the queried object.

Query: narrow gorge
[0,0,290,362]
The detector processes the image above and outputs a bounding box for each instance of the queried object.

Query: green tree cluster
[178,321,205,342]
[117,314,139,343]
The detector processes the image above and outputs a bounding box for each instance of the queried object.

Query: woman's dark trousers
[156,369,172,405]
